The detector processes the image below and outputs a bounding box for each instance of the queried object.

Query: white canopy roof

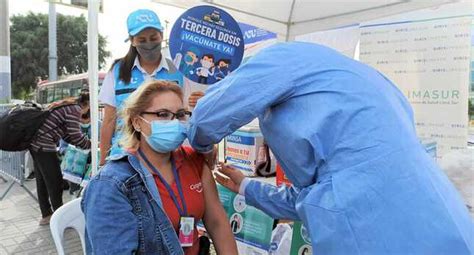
[152,0,457,40]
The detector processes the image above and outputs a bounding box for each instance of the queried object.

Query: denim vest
[109,59,184,157]
[81,153,184,255]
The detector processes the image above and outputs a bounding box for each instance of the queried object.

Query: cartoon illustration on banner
[169,6,244,85]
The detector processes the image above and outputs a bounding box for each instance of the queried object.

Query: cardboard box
[225,125,267,176]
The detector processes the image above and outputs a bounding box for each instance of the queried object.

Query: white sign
[359,3,471,158]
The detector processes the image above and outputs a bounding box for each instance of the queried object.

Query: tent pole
[285,0,297,41]
[88,0,100,176]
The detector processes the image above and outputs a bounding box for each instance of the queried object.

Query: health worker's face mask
[184,54,193,63]
[136,42,162,62]
[139,117,187,153]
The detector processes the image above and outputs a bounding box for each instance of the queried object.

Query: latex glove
[214,162,245,193]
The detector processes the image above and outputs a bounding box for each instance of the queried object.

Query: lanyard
[138,149,188,216]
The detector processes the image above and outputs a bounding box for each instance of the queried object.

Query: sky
[9,0,185,71]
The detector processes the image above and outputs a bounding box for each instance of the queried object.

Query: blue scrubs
[188,42,473,254]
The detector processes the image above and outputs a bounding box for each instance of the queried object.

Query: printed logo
[136,14,154,23]
[190,182,203,193]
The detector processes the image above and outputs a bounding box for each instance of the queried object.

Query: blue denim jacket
[81,153,184,255]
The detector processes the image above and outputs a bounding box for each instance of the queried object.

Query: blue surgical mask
[80,123,91,129]
[140,118,187,153]
[185,54,193,63]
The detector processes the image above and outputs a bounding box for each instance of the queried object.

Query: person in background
[59,90,94,195]
[99,9,185,166]
[83,81,237,255]
[29,93,91,225]
[188,42,474,254]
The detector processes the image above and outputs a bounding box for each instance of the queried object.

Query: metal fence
[0,104,37,201]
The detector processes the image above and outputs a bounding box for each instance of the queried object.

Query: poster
[217,184,274,254]
[470,20,474,128]
[178,21,277,108]
[169,5,244,85]
[359,2,471,157]
[289,222,313,255]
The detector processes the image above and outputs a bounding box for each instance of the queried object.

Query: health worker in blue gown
[187,42,474,255]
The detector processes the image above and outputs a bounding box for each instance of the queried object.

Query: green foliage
[469,98,474,120]
[10,12,110,99]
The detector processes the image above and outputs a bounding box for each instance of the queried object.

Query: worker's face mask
[139,117,187,153]
[136,42,162,62]
[185,54,193,63]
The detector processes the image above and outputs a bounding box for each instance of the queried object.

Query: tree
[10,12,110,98]
[469,98,474,121]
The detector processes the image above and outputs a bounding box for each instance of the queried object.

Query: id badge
[179,217,194,247]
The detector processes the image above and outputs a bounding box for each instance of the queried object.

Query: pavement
[0,180,82,255]
[0,147,472,255]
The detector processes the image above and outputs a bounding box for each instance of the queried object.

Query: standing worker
[99,9,184,165]
[188,42,474,254]
[30,94,91,225]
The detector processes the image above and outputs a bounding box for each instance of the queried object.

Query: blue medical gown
[188,42,473,254]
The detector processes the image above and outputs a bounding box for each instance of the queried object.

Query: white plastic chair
[50,198,86,255]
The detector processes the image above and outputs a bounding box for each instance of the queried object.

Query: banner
[239,22,277,45]
[239,22,277,64]
[295,25,360,58]
[169,5,244,85]
[179,21,277,109]
[289,222,312,255]
[359,3,471,157]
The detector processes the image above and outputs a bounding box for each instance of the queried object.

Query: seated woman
[82,81,237,254]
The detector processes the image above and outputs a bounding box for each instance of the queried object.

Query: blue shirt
[188,42,474,254]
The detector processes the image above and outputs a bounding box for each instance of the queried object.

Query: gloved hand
[214,162,245,194]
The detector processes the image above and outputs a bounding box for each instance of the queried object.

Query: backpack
[0,101,77,151]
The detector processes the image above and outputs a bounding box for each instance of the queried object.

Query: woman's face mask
[80,123,91,128]
[139,117,187,153]
[136,42,162,62]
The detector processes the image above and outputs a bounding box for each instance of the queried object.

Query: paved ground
[0,180,82,255]
[0,147,472,255]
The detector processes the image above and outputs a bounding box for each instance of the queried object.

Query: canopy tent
[152,0,456,40]
[85,0,460,175]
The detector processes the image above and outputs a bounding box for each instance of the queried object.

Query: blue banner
[238,22,277,45]
[226,134,255,145]
[169,5,244,85]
